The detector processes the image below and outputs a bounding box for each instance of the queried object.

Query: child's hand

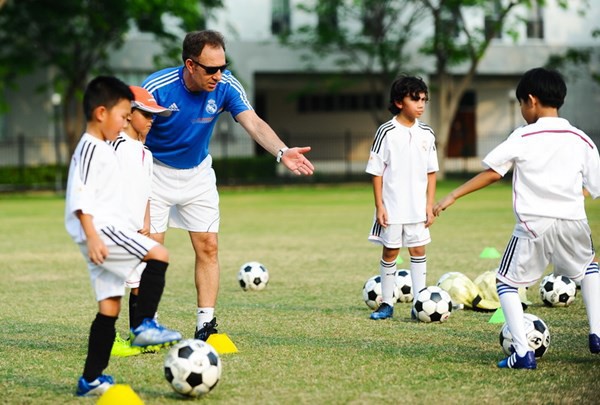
[376,206,388,227]
[425,208,436,228]
[433,195,456,216]
[138,227,150,237]
[87,235,108,264]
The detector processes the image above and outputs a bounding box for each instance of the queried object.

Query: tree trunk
[63,85,85,160]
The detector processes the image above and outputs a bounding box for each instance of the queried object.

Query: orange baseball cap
[129,86,171,117]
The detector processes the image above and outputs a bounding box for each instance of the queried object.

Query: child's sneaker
[370,303,393,320]
[194,317,218,341]
[75,374,114,397]
[111,332,143,357]
[130,318,181,350]
[589,333,600,354]
[497,351,536,369]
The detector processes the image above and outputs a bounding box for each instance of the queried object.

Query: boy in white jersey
[434,67,600,369]
[109,86,172,357]
[65,76,181,396]
[366,75,439,320]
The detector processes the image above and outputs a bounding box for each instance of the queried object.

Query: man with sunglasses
[142,30,314,342]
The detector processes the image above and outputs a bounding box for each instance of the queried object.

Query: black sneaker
[194,317,218,341]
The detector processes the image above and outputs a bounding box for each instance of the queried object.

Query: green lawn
[1,181,599,404]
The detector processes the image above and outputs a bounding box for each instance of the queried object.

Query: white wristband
[276,147,289,163]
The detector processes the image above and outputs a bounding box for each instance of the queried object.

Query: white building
[2,0,600,174]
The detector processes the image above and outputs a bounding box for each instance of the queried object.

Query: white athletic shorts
[497,219,595,288]
[150,155,220,233]
[368,220,431,249]
[78,226,158,301]
[125,262,146,289]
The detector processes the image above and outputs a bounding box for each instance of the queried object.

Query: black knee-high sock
[131,259,168,329]
[82,313,117,382]
[128,291,138,330]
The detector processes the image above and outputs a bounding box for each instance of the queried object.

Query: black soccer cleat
[194,317,218,341]
[590,333,600,354]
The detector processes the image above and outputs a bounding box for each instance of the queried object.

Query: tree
[282,0,426,126]
[418,0,525,176]
[0,0,222,155]
[545,27,600,84]
[284,0,581,177]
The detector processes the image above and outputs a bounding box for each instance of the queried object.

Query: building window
[361,0,386,38]
[298,92,384,113]
[526,1,544,39]
[317,0,339,36]
[271,0,291,36]
[438,6,462,39]
[484,0,503,39]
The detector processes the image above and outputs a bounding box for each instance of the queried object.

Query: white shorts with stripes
[78,226,158,301]
[497,219,595,288]
[368,221,431,249]
[150,155,220,233]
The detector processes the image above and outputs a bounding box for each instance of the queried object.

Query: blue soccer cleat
[75,374,114,397]
[130,318,181,350]
[590,333,600,354]
[497,351,536,369]
[370,303,393,320]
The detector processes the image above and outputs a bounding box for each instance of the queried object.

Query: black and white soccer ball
[164,339,222,397]
[412,286,453,323]
[362,275,398,310]
[539,274,576,307]
[238,261,269,291]
[499,313,550,358]
[395,269,413,303]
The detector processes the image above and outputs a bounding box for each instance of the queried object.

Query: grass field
[1,181,599,404]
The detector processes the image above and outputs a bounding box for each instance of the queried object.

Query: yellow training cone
[206,333,239,354]
[97,384,144,405]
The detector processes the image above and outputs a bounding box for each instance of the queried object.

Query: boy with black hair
[366,75,438,320]
[434,67,600,369]
[65,76,181,396]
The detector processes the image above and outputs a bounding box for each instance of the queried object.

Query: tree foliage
[0,0,222,155]
[283,0,584,177]
[283,0,426,125]
[546,27,600,84]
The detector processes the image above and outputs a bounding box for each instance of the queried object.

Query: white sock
[581,262,600,335]
[197,307,215,329]
[497,282,529,357]
[410,255,427,304]
[380,259,396,306]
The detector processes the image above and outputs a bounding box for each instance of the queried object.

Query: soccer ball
[362,275,398,310]
[499,313,551,358]
[238,261,269,291]
[539,274,576,307]
[164,339,222,397]
[395,269,413,303]
[413,286,453,323]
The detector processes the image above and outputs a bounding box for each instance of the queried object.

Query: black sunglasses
[189,59,228,75]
